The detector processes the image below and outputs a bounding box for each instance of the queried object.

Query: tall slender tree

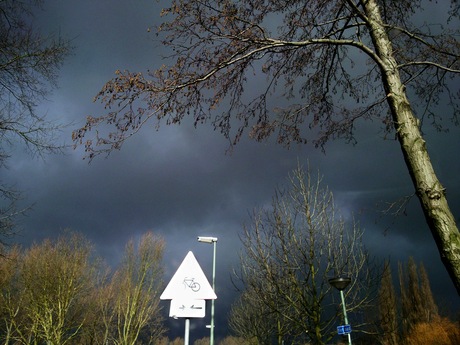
[398,262,409,336]
[378,261,398,345]
[112,232,166,345]
[407,257,423,326]
[376,258,443,344]
[73,0,460,294]
[398,256,440,336]
[419,262,439,324]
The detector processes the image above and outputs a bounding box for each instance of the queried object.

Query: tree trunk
[364,0,460,295]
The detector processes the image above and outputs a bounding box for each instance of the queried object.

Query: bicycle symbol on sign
[183,277,200,292]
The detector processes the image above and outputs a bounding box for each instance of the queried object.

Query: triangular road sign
[160,251,217,300]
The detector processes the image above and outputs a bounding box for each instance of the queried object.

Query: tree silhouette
[0,0,74,241]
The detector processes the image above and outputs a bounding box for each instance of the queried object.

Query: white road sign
[169,299,206,318]
[160,251,217,300]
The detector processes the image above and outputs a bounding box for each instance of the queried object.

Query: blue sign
[337,324,351,335]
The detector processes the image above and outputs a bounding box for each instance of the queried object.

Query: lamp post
[329,277,352,345]
[197,236,217,345]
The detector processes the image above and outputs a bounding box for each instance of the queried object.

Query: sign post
[160,251,217,345]
[184,319,190,345]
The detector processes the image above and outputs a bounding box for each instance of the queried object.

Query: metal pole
[185,318,190,345]
[340,290,352,345]
[210,241,216,345]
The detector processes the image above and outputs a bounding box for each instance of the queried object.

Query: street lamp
[197,236,217,345]
[329,277,352,345]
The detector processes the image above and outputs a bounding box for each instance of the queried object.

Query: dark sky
[2,0,460,342]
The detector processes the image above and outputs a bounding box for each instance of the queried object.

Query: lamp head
[328,277,351,291]
[197,236,218,244]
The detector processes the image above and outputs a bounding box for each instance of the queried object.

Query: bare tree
[0,232,99,345]
[72,0,460,294]
[231,165,378,345]
[0,0,74,241]
[70,266,114,345]
[74,232,166,345]
[229,285,297,345]
[0,0,73,157]
[20,232,97,345]
[111,232,166,345]
[0,244,27,345]
[0,232,167,345]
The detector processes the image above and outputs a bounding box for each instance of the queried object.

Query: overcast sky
[2,0,460,342]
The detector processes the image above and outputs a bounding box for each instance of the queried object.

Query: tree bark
[364,0,460,295]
